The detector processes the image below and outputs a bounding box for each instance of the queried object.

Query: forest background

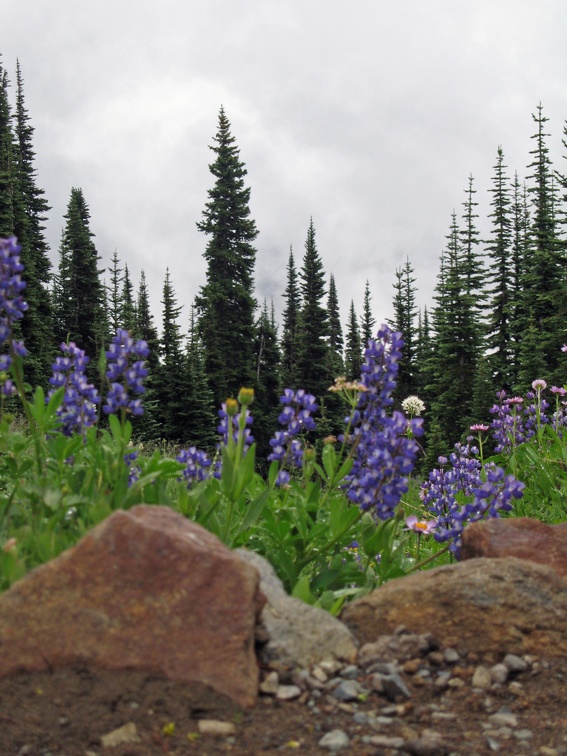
[1,49,567,468]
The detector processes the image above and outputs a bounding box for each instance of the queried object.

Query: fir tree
[326,273,344,378]
[121,263,136,333]
[183,305,218,450]
[10,60,53,386]
[155,268,186,441]
[0,61,14,237]
[360,279,375,348]
[53,188,107,370]
[196,107,258,407]
[295,219,329,400]
[485,147,513,388]
[107,250,123,334]
[344,300,362,380]
[390,258,418,404]
[253,299,282,462]
[280,247,301,388]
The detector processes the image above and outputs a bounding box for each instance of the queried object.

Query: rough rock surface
[340,556,567,657]
[461,516,567,579]
[236,548,358,670]
[0,505,264,707]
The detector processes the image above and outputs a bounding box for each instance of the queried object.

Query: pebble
[514,729,534,740]
[503,653,529,672]
[488,712,518,728]
[318,729,350,751]
[332,679,361,701]
[276,684,302,700]
[490,663,509,684]
[472,665,492,689]
[369,734,406,749]
[259,670,279,694]
[197,720,236,736]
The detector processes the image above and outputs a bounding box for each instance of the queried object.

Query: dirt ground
[1,654,566,755]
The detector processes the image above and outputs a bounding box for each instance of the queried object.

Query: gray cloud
[2,0,566,334]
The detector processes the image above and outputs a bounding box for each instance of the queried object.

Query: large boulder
[340,556,567,658]
[461,517,567,580]
[236,549,358,672]
[0,505,264,708]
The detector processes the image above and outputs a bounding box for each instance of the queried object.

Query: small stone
[486,737,501,752]
[312,666,329,682]
[503,653,529,672]
[403,658,422,674]
[513,729,534,740]
[259,671,279,695]
[332,679,361,701]
[100,722,140,748]
[369,735,406,749]
[490,664,509,684]
[447,677,465,688]
[428,651,445,666]
[318,729,350,751]
[353,711,369,724]
[472,665,492,689]
[508,680,524,694]
[488,712,518,728]
[372,671,411,700]
[443,648,460,664]
[340,664,359,678]
[319,659,343,676]
[539,747,559,755]
[276,684,302,700]
[197,720,236,736]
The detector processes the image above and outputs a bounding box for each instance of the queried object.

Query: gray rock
[503,653,529,672]
[488,712,518,728]
[490,663,509,684]
[369,734,406,749]
[236,549,358,669]
[332,679,361,701]
[318,729,350,751]
[472,665,492,689]
[372,671,411,700]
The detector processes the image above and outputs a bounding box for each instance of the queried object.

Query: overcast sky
[2,0,567,336]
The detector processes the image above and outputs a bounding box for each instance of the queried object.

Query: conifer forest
[1,56,567,468]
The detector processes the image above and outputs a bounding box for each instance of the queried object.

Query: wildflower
[470,424,489,432]
[0,236,28,395]
[401,395,426,416]
[405,515,436,534]
[267,389,318,482]
[177,446,212,485]
[489,390,527,452]
[562,344,567,352]
[551,386,567,396]
[103,329,149,416]
[345,326,423,520]
[48,342,100,436]
[532,379,547,391]
[218,402,254,448]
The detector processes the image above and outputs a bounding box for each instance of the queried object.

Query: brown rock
[461,517,567,580]
[0,506,264,707]
[340,557,567,658]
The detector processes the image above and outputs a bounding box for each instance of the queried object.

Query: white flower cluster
[401,395,426,416]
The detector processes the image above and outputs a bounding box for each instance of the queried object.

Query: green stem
[406,544,451,573]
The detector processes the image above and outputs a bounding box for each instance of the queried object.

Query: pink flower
[532,379,547,391]
[562,344,567,353]
[406,515,437,534]
[551,386,567,396]
[470,424,489,432]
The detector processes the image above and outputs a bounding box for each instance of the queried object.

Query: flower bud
[237,387,254,406]
[225,398,239,416]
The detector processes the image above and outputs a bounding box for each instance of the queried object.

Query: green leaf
[291,575,316,605]
[237,488,270,535]
[322,443,337,481]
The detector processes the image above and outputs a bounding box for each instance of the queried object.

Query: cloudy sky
[2,0,567,335]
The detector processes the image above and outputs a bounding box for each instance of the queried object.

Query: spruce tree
[107,250,123,334]
[326,273,344,378]
[131,269,161,441]
[389,258,418,404]
[280,247,301,388]
[485,147,513,388]
[155,268,186,441]
[183,305,218,450]
[295,219,329,399]
[253,299,282,462]
[0,61,14,237]
[196,107,258,407]
[344,300,362,380]
[10,61,53,387]
[53,188,107,369]
[121,263,137,333]
[360,280,375,348]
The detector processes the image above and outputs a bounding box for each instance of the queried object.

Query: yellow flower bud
[225,398,238,416]
[237,387,255,406]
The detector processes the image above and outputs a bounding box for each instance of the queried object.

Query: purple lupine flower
[217,403,254,449]
[344,325,423,520]
[0,237,28,395]
[48,342,100,436]
[421,443,525,557]
[124,450,141,486]
[177,446,212,486]
[489,391,528,452]
[103,329,149,416]
[267,389,318,484]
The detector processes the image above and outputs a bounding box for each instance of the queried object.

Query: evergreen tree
[155,268,186,441]
[107,250,122,334]
[183,306,218,450]
[390,258,418,404]
[426,211,483,446]
[485,147,513,388]
[360,279,375,348]
[344,300,362,380]
[295,219,329,399]
[10,61,53,386]
[52,188,107,369]
[522,104,566,378]
[280,247,301,388]
[326,273,344,377]
[253,299,282,462]
[196,107,258,407]
[0,61,14,237]
[508,175,532,386]
[121,263,136,333]
[460,174,485,299]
